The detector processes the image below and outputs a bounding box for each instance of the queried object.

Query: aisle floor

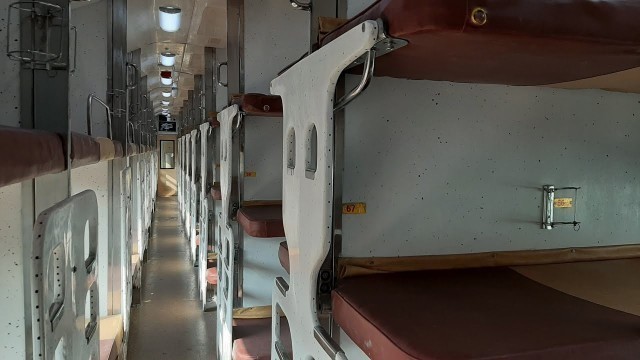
[128,196,216,359]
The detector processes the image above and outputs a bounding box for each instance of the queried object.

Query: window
[160,140,175,169]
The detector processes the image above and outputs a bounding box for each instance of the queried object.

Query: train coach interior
[2,0,640,359]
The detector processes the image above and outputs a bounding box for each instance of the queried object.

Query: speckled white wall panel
[242,0,307,202]
[348,0,373,17]
[0,183,25,358]
[243,117,283,201]
[0,10,21,126]
[241,236,289,307]
[342,77,640,257]
[71,162,109,316]
[70,1,108,135]
[244,0,308,94]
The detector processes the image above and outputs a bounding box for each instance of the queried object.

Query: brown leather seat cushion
[333,268,640,360]
[207,267,218,286]
[211,181,239,201]
[0,126,65,187]
[231,93,283,117]
[320,0,640,86]
[232,317,291,360]
[126,143,138,156]
[70,132,101,168]
[237,204,285,238]
[278,242,289,274]
[112,140,124,158]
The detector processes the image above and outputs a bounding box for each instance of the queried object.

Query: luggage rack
[6,1,70,70]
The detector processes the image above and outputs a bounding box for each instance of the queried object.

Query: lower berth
[333,261,640,360]
[232,307,292,360]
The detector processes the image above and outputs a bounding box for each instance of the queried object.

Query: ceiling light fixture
[160,70,172,85]
[162,100,170,106]
[160,52,176,67]
[159,6,181,33]
[162,90,171,98]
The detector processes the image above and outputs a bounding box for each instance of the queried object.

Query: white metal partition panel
[185,134,192,235]
[120,166,133,334]
[32,190,100,359]
[199,122,211,306]
[270,21,379,360]
[216,105,239,360]
[190,130,199,262]
[132,156,143,259]
[178,137,183,214]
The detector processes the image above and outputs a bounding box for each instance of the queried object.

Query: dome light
[161,70,172,85]
[162,90,171,98]
[159,6,181,32]
[160,52,176,67]
[161,100,170,106]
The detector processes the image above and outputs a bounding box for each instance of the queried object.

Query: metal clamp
[334,49,376,111]
[289,0,311,11]
[87,94,113,139]
[542,185,581,230]
[216,61,228,87]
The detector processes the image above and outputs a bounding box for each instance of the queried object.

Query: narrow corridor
[128,197,215,359]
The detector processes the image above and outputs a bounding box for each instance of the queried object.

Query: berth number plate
[342,202,366,215]
[244,171,257,177]
[553,198,573,208]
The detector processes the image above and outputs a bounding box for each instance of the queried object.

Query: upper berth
[320,0,640,92]
[231,93,283,117]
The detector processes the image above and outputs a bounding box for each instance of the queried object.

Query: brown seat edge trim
[338,244,640,279]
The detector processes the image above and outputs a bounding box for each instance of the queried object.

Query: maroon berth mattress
[333,267,640,360]
[231,93,283,117]
[237,204,285,238]
[0,126,65,187]
[320,0,640,87]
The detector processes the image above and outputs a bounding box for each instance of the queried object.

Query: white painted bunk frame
[270,20,383,360]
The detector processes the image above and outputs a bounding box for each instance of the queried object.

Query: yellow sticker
[554,198,573,208]
[244,171,257,177]
[342,202,366,215]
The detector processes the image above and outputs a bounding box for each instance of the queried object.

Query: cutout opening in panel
[305,124,318,179]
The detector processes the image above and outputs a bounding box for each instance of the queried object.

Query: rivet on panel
[470,7,488,26]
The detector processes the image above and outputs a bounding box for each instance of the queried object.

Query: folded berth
[232,307,292,360]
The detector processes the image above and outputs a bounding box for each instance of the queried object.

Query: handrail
[86,94,113,139]
[127,121,136,144]
[334,49,376,111]
[70,25,78,74]
[126,62,139,89]
[216,62,228,87]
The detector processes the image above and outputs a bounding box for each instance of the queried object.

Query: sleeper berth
[0,126,65,188]
[320,0,640,91]
[237,202,285,238]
